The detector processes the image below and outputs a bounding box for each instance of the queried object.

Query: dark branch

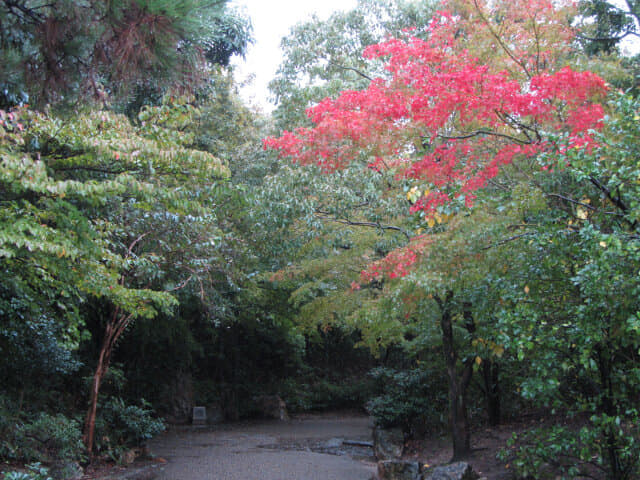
[547,193,596,211]
[436,130,530,145]
[2,0,48,24]
[315,212,411,240]
[589,176,637,229]
[482,232,534,250]
[52,165,132,175]
[326,61,373,81]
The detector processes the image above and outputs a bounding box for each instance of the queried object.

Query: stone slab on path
[147,413,377,480]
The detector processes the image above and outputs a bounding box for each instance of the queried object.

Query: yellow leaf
[475,356,482,365]
[576,207,588,220]
[427,217,435,228]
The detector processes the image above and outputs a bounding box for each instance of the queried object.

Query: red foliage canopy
[265,0,608,280]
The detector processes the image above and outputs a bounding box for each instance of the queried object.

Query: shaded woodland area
[1,1,640,479]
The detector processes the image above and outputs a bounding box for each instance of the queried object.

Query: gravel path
[147,413,377,480]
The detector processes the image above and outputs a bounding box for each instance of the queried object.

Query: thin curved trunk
[83,309,133,454]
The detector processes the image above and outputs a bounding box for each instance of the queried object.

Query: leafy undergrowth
[403,412,588,480]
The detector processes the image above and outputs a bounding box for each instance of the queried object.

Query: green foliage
[500,413,640,479]
[367,367,447,436]
[1,413,83,465]
[577,0,640,55]
[283,376,374,413]
[487,92,640,478]
[270,0,436,129]
[94,398,164,460]
[2,464,52,480]
[0,0,252,108]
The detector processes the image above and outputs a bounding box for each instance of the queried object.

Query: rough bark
[482,359,501,426]
[436,291,472,460]
[83,309,134,454]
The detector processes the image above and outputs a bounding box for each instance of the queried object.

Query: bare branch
[482,232,534,250]
[315,211,411,240]
[326,60,373,81]
[436,129,530,145]
[546,193,596,210]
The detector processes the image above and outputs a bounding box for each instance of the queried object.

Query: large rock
[373,426,404,460]
[253,395,289,420]
[422,462,480,480]
[160,370,193,423]
[206,403,225,425]
[49,461,83,480]
[378,460,421,480]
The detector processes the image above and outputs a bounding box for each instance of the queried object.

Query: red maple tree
[265,0,608,458]
[265,0,606,219]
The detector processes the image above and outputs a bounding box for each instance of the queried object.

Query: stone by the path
[120,449,138,465]
[160,371,193,423]
[422,462,480,480]
[192,406,206,425]
[253,395,289,420]
[373,426,404,460]
[206,403,224,424]
[117,465,161,480]
[50,461,83,480]
[325,437,344,448]
[378,460,421,480]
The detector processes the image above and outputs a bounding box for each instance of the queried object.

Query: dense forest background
[1,0,640,479]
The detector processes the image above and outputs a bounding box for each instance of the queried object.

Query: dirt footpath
[147,413,377,480]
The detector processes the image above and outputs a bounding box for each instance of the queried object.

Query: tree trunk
[83,323,114,454]
[83,310,133,454]
[437,291,472,460]
[596,344,624,480]
[482,359,501,426]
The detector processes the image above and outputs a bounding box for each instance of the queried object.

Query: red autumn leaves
[264,0,608,280]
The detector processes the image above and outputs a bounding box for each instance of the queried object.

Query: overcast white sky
[229,0,359,111]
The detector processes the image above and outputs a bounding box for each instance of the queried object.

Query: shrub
[94,398,164,460]
[0,413,84,465]
[366,367,447,436]
[282,376,374,413]
[498,414,640,480]
[2,463,52,480]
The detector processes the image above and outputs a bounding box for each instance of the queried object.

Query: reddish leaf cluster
[264,0,607,281]
[264,2,607,212]
[358,235,434,283]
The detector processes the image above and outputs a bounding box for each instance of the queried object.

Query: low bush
[2,463,52,480]
[366,367,447,437]
[0,412,84,466]
[283,376,374,413]
[93,398,164,461]
[498,413,640,480]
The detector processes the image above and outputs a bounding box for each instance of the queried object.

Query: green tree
[269,0,436,129]
[0,98,230,453]
[577,0,640,54]
[495,93,640,479]
[0,0,252,108]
